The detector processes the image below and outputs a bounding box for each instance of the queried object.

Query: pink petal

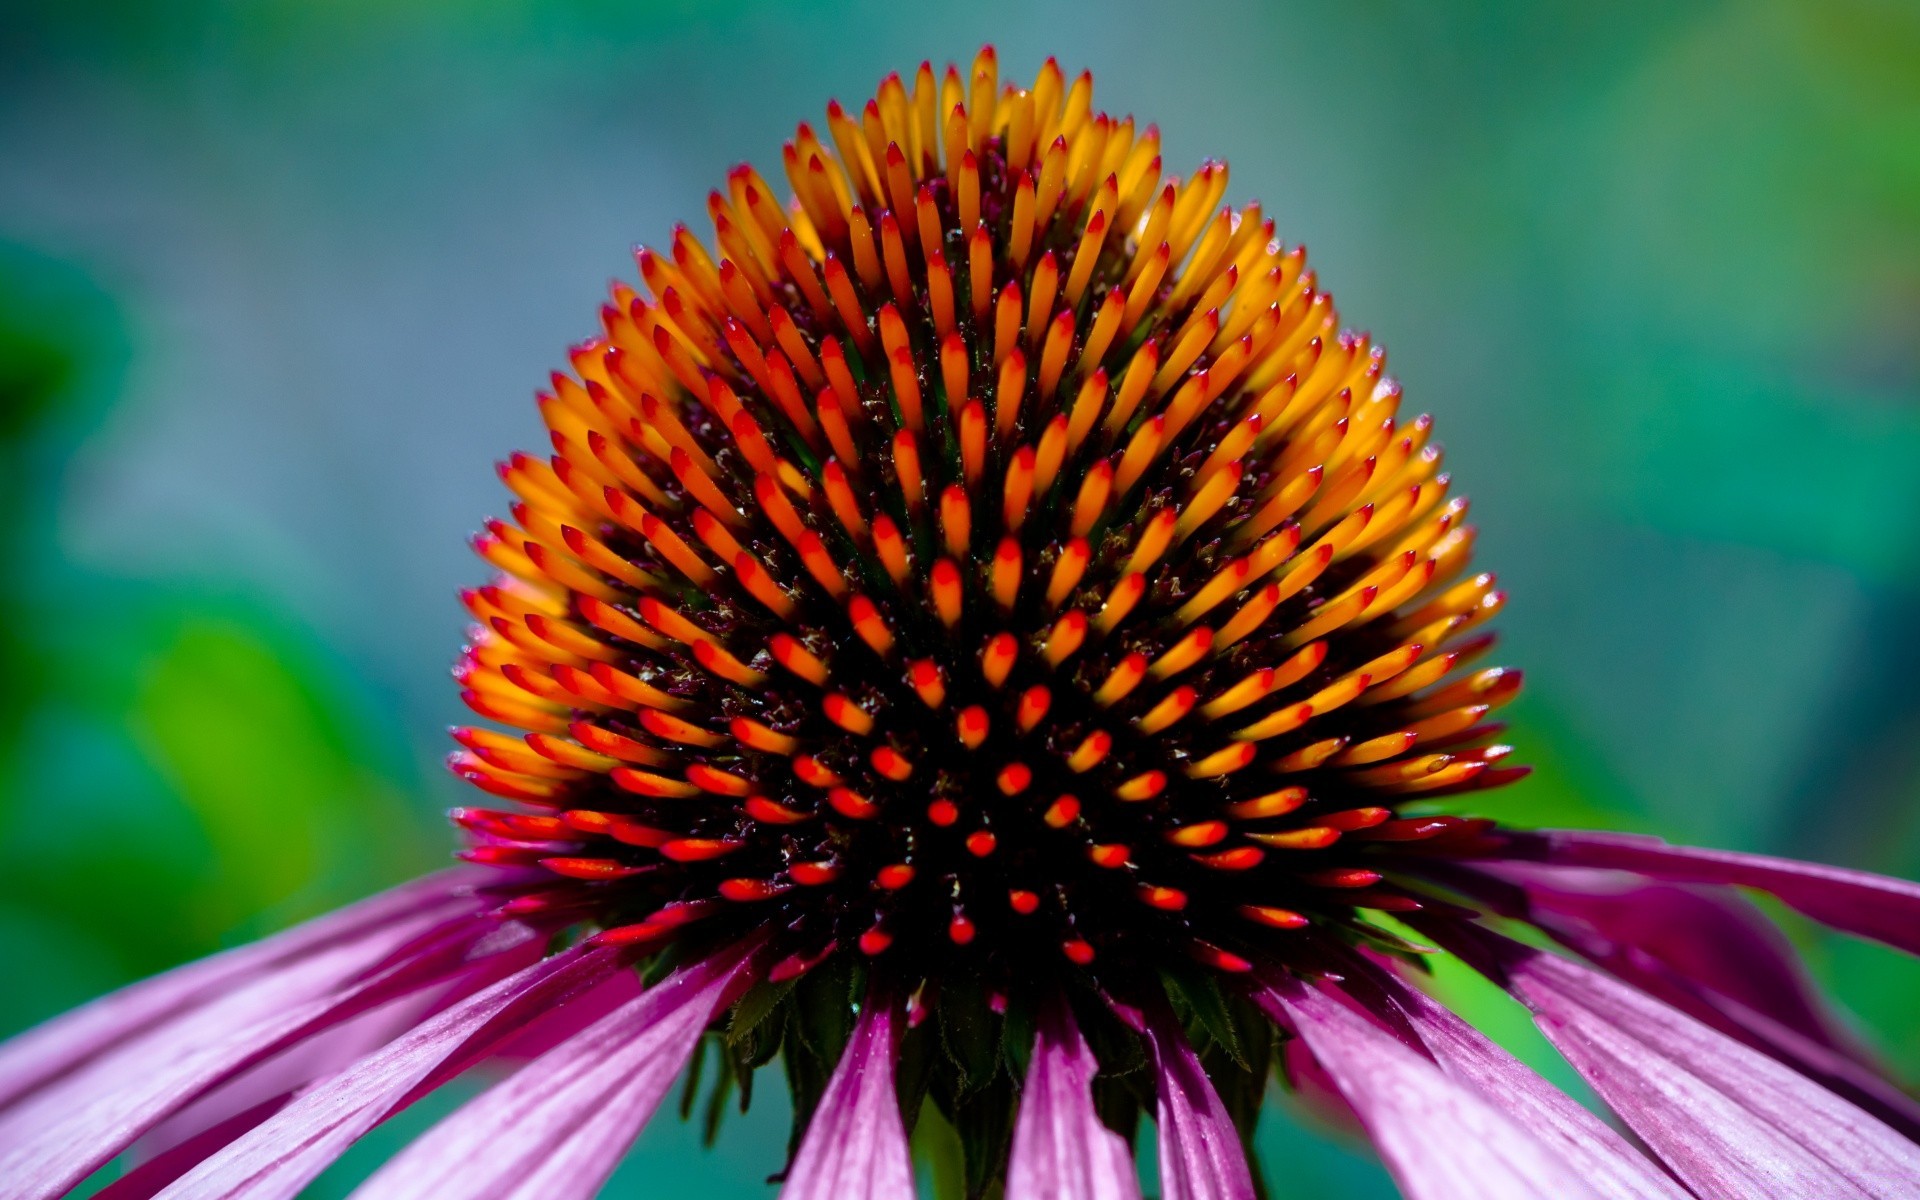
[0,871,475,1116]
[1500,831,1920,957]
[1333,954,1689,1200]
[1139,1001,1256,1200]
[1478,864,1920,1137]
[779,991,915,1200]
[1483,931,1920,1198]
[1006,999,1141,1200]
[350,941,759,1200]
[149,943,629,1200]
[0,903,520,1200]
[1257,973,1607,1200]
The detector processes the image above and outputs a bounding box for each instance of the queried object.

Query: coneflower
[4,47,1919,1200]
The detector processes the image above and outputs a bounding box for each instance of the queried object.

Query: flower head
[5,47,1920,1200]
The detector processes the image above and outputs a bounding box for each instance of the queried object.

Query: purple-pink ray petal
[1140,1001,1256,1200]
[1332,953,1690,1200]
[1495,831,1920,957]
[779,990,915,1200]
[0,903,522,1200]
[145,942,628,1199]
[1475,930,1920,1199]
[1006,998,1141,1200]
[1474,864,1920,1139]
[0,872,476,1116]
[349,941,759,1200]
[1257,973,1607,1200]
[146,942,629,1200]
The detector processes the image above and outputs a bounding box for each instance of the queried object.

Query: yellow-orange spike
[927,247,956,338]
[1114,771,1166,802]
[849,595,896,657]
[776,233,833,326]
[1130,187,1177,282]
[1046,537,1090,608]
[769,633,829,685]
[1015,684,1051,732]
[822,257,873,355]
[1043,609,1087,665]
[957,705,990,749]
[1187,741,1256,778]
[1094,573,1146,635]
[1063,211,1109,308]
[992,537,1023,611]
[939,336,969,414]
[768,306,824,391]
[847,206,884,291]
[981,632,1019,687]
[1288,584,1377,647]
[1027,252,1060,351]
[796,532,851,600]
[968,223,993,324]
[1121,242,1171,333]
[816,386,860,467]
[994,348,1027,441]
[944,105,970,193]
[1037,310,1074,400]
[888,346,924,433]
[1034,414,1069,497]
[1094,652,1148,705]
[959,399,988,487]
[732,551,798,618]
[1113,415,1165,495]
[910,659,947,708]
[1175,556,1253,626]
[1105,340,1159,434]
[915,182,942,257]
[1065,368,1108,454]
[1137,687,1197,734]
[1198,414,1260,484]
[969,48,999,151]
[892,429,925,512]
[1003,445,1036,531]
[1034,137,1068,230]
[823,691,877,736]
[1008,169,1037,268]
[731,715,798,756]
[1123,509,1178,576]
[1078,291,1124,377]
[820,460,871,545]
[1070,460,1113,538]
[752,473,808,547]
[880,211,914,307]
[931,558,964,628]
[1149,627,1213,679]
[693,638,767,688]
[872,514,913,587]
[1174,461,1242,540]
[993,280,1022,367]
[940,484,972,558]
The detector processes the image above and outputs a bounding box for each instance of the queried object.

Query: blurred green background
[2,0,1917,1195]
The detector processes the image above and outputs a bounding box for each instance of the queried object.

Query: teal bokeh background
[2,1,1916,1195]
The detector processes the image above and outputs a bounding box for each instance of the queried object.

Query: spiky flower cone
[453,46,1521,1179]
[9,47,1920,1200]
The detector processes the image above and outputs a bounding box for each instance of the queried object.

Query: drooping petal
[0,903,523,1200]
[1256,973,1607,1200]
[1473,863,1920,1138]
[0,872,475,1115]
[150,942,629,1200]
[1331,954,1689,1200]
[1006,998,1141,1200]
[1497,831,1920,957]
[350,940,759,1200]
[1139,1001,1256,1200]
[779,990,914,1200]
[1467,928,1920,1199]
